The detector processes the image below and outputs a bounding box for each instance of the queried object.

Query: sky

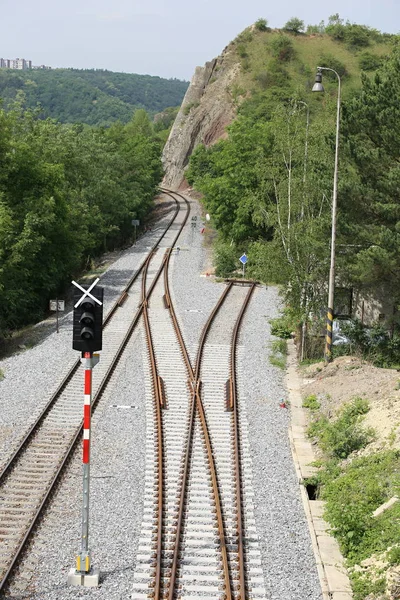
[1,0,399,81]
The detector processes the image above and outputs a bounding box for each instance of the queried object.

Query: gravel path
[2,195,322,599]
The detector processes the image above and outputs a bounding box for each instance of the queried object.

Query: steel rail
[0,193,182,593]
[230,283,256,600]
[0,195,180,489]
[167,281,235,600]
[139,191,191,599]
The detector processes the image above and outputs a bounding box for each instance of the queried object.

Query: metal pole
[318,67,341,363]
[78,351,93,573]
[134,225,137,245]
[242,262,245,278]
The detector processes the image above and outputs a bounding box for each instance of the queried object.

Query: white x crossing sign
[72,278,103,308]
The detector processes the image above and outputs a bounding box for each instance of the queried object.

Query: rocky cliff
[162,47,240,190]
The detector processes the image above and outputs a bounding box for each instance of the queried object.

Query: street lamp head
[312,69,324,93]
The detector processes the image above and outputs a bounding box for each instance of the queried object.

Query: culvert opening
[306,483,318,501]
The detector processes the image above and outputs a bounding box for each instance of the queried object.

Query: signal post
[68,279,103,588]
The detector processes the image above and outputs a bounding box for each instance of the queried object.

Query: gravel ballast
[2,196,322,599]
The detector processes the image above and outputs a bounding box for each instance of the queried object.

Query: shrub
[270,339,287,369]
[319,53,348,79]
[235,30,253,44]
[270,313,293,339]
[345,24,371,49]
[303,394,320,410]
[254,71,269,90]
[322,450,400,560]
[339,319,400,367]
[358,52,383,71]
[271,35,296,62]
[255,18,268,32]
[283,17,305,34]
[214,242,237,277]
[237,44,248,59]
[307,21,325,34]
[307,397,375,459]
[272,339,288,355]
[240,58,251,73]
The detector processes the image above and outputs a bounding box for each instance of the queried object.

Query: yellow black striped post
[324,307,334,363]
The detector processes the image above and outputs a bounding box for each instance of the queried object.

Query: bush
[319,53,348,79]
[272,339,288,355]
[307,397,375,459]
[345,24,371,49]
[339,319,400,367]
[358,52,383,71]
[322,451,400,560]
[306,21,325,34]
[270,339,287,369]
[255,18,268,32]
[237,44,248,59]
[303,394,320,410]
[270,311,294,339]
[235,30,253,44]
[271,35,296,62]
[214,242,237,277]
[283,17,305,34]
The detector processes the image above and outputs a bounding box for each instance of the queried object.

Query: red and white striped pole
[76,351,99,578]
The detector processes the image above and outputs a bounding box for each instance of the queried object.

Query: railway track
[132,223,266,599]
[0,191,189,592]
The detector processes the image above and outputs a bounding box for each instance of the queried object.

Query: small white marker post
[49,299,65,333]
[239,253,248,278]
[132,219,140,245]
[191,215,197,243]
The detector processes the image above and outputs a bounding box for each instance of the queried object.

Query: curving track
[0,191,189,593]
[132,193,265,599]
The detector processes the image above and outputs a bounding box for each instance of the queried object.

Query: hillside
[0,68,189,126]
[163,20,394,188]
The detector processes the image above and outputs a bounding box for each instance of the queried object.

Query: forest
[0,105,165,336]
[187,16,400,362]
[0,69,188,126]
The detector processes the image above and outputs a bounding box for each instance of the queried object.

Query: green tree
[340,47,400,312]
[255,18,268,32]
[284,17,305,34]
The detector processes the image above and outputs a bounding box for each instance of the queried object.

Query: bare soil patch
[301,356,400,450]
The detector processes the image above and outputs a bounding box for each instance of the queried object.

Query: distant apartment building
[0,58,49,70]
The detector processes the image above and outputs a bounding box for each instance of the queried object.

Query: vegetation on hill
[0,104,164,335]
[0,68,188,126]
[187,15,400,353]
[187,16,400,599]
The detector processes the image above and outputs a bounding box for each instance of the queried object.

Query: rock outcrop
[162,47,240,190]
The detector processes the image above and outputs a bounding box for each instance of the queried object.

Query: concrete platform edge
[286,340,353,600]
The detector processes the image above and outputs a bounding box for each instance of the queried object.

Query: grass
[269,338,288,369]
[232,27,391,106]
[0,368,4,381]
[307,397,375,459]
[303,395,400,598]
[302,394,320,410]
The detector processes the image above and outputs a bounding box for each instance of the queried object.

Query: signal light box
[72,285,104,354]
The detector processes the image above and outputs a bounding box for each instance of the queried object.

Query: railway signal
[68,278,103,587]
[72,279,103,354]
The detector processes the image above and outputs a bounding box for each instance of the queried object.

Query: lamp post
[312,66,341,364]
